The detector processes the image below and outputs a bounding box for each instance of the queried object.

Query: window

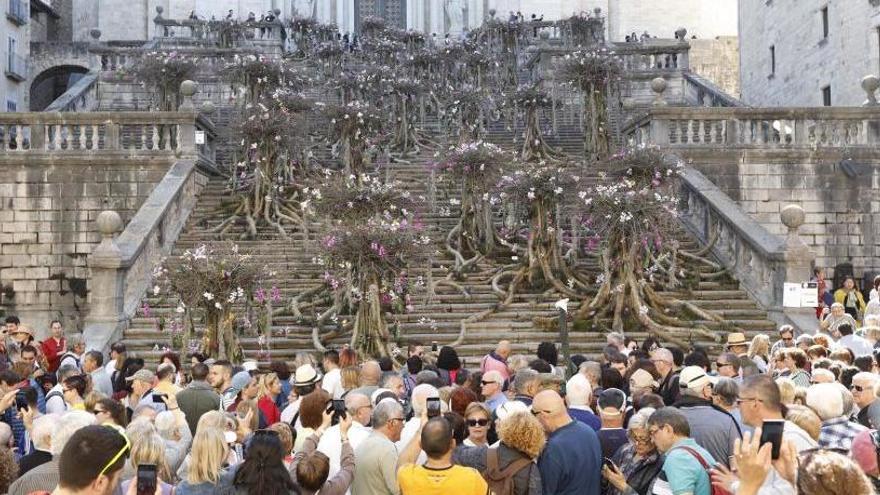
[822,85,832,106]
[6,100,15,112]
[6,36,14,71]
[821,6,829,38]
[770,45,776,75]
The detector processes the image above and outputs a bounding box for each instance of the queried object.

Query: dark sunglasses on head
[467,419,490,427]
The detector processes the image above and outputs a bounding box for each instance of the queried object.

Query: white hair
[628,407,656,431]
[865,315,880,327]
[607,332,625,346]
[154,411,177,440]
[806,383,844,421]
[811,368,835,383]
[0,423,11,446]
[32,414,59,450]
[853,372,879,388]
[565,374,592,407]
[410,384,439,415]
[51,410,97,455]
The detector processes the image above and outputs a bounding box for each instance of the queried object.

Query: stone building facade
[739,0,880,106]
[2,0,57,112]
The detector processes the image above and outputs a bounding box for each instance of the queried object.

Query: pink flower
[141,302,152,318]
[271,286,281,303]
[255,288,266,304]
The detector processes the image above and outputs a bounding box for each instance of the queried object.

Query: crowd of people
[5,288,880,495]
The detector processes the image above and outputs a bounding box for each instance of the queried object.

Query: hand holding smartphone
[426,397,441,418]
[760,419,785,460]
[136,464,157,495]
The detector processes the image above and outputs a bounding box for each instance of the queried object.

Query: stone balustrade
[682,72,745,108]
[84,158,211,351]
[153,17,285,46]
[44,72,100,112]
[624,107,880,148]
[611,40,690,72]
[678,167,816,330]
[0,111,217,166]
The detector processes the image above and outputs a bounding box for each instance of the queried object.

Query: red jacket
[39,338,65,373]
[258,395,281,425]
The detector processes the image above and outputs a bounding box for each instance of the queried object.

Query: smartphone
[136,464,157,495]
[152,393,167,404]
[426,397,441,418]
[431,341,438,352]
[760,419,785,460]
[14,393,27,412]
[603,457,617,470]
[330,399,346,425]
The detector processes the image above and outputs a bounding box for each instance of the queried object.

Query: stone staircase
[122,148,776,368]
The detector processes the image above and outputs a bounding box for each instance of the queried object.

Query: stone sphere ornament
[96,211,123,237]
[201,101,216,115]
[89,29,101,40]
[180,80,198,97]
[155,5,163,15]
[780,205,805,231]
[861,75,880,106]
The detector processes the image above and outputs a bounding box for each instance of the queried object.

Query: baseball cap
[679,366,713,391]
[629,368,658,390]
[125,369,156,383]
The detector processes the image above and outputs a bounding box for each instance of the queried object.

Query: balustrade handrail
[679,167,785,260]
[683,72,745,108]
[43,72,100,112]
[610,39,690,55]
[0,111,213,126]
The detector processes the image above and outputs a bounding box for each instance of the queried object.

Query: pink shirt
[480,353,510,381]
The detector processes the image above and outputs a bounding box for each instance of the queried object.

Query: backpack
[672,445,732,495]
[483,447,532,495]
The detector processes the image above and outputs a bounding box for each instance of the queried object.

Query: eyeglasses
[736,396,760,405]
[648,427,661,437]
[98,425,131,478]
[93,408,107,415]
[715,362,731,368]
[467,418,490,427]
[531,409,552,416]
[628,432,652,444]
[852,385,865,392]
[782,337,794,342]
[480,380,497,386]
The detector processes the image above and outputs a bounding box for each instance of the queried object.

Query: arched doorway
[30,65,89,111]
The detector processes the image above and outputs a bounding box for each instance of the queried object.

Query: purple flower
[255,288,266,304]
[141,302,152,318]
[271,286,281,303]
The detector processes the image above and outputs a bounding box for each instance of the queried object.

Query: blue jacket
[538,419,602,495]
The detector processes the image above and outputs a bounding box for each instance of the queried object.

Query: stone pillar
[178,80,198,156]
[778,205,818,333]
[83,211,126,353]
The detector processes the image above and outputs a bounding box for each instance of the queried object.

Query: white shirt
[316,421,371,495]
[90,367,114,397]
[322,368,344,399]
[281,397,302,427]
[836,334,874,357]
[46,383,67,414]
[783,420,818,453]
[396,417,426,464]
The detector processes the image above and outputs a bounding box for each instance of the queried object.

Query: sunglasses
[98,425,131,478]
[852,385,865,392]
[467,419,490,427]
[715,362,731,368]
[480,380,497,386]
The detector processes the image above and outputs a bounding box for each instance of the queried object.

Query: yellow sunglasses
[97,424,131,478]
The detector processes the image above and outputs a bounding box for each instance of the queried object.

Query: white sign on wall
[783,282,818,308]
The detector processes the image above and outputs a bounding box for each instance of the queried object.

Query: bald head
[360,361,381,386]
[532,390,569,433]
[420,417,454,459]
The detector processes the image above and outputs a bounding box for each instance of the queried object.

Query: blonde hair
[130,432,173,482]
[748,334,770,360]
[188,428,228,485]
[258,372,279,400]
[464,402,491,420]
[785,404,821,441]
[497,412,546,459]
[776,378,796,405]
[196,410,226,433]
[341,366,359,391]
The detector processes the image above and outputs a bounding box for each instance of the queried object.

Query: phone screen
[426,397,441,418]
[760,419,785,460]
[152,394,167,404]
[136,464,158,495]
[14,393,27,412]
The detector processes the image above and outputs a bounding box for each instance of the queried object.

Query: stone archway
[30,65,90,111]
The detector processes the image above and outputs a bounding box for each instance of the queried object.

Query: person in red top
[39,320,66,373]
[257,372,282,425]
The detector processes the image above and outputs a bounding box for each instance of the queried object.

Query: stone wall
[689,37,739,98]
[682,148,880,280]
[739,0,880,107]
[0,159,171,337]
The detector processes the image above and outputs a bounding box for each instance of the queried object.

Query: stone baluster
[83,211,127,353]
[862,75,879,107]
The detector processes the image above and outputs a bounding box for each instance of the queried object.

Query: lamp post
[555,298,570,377]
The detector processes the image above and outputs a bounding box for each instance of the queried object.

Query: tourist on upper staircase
[481,340,512,383]
[835,276,867,324]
